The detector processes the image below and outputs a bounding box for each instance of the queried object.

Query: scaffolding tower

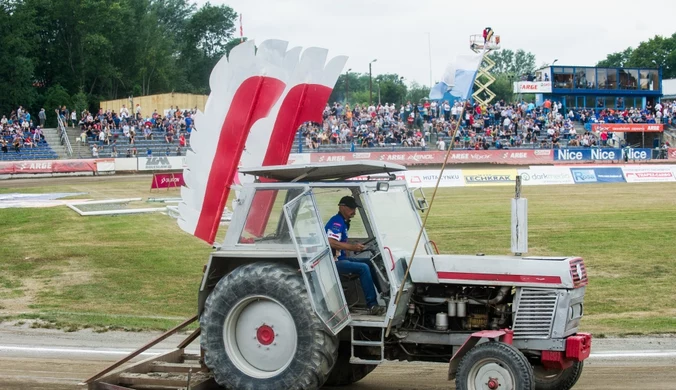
[469,33,501,107]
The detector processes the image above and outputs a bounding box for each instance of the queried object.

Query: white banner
[406,169,464,188]
[349,169,464,188]
[513,81,552,94]
[138,156,187,171]
[622,165,676,183]
[287,153,310,165]
[517,167,575,186]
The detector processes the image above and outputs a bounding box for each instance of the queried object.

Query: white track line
[1,345,676,359]
[0,346,198,356]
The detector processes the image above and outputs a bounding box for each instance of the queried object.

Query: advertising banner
[669,148,676,160]
[622,166,676,183]
[570,168,625,183]
[463,169,518,186]
[405,170,464,188]
[0,159,101,174]
[138,156,187,171]
[554,148,651,162]
[591,124,663,133]
[310,150,553,166]
[517,167,575,186]
[349,170,463,188]
[513,81,552,94]
[151,172,185,189]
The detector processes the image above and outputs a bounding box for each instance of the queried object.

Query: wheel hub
[223,296,298,379]
[487,377,499,389]
[256,324,275,345]
[469,360,514,390]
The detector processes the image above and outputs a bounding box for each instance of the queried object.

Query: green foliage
[597,33,676,78]
[71,90,89,119]
[488,49,537,77]
[331,72,408,106]
[0,0,239,117]
[405,82,430,104]
[0,0,38,115]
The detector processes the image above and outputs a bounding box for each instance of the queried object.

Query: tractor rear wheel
[534,361,584,390]
[456,342,534,390]
[324,342,377,386]
[200,262,338,390]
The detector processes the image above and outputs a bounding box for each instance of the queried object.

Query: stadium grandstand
[4,97,674,162]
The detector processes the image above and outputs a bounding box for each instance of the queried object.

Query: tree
[596,33,676,79]
[597,48,634,68]
[487,49,536,77]
[405,82,430,104]
[0,0,38,115]
[180,3,238,92]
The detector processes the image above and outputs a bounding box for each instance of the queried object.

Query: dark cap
[338,196,360,209]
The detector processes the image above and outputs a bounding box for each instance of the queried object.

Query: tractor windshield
[368,185,429,260]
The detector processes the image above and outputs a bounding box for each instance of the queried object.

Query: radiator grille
[569,258,588,288]
[513,289,558,339]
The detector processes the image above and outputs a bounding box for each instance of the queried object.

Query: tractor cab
[207,161,423,331]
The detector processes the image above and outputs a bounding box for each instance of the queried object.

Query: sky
[202,0,676,87]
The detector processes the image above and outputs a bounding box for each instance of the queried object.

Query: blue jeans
[335,258,378,308]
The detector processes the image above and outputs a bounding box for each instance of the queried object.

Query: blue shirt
[325,213,348,259]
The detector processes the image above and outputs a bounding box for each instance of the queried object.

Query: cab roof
[238,161,407,182]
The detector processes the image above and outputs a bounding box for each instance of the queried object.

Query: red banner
[591,123,663,133]
[151,172,185,189]
[0,159,100,174]
[669,148,676,160]
[310,150,553,166]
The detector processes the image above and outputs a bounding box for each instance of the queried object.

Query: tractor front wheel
[456,342,535,390]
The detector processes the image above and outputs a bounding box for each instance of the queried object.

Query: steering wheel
[355,236,378,254]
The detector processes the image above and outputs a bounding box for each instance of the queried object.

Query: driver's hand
[353,243,366,252]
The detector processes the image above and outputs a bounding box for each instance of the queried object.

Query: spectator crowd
[0,106,46,155]
[57,104,193,158]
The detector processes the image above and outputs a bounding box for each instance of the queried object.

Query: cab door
[283,190,351,335]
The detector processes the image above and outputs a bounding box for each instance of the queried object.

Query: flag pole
[386,46,488,337]
[239,14,244,43]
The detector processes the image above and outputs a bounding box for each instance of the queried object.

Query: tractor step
[350,326,385,364]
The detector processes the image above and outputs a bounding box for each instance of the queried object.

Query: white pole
[427,32,433,88]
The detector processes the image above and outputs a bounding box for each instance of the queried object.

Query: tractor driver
[325,196,385,316]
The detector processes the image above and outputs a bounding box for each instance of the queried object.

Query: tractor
[196,160,591,390]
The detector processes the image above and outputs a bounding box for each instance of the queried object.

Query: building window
[616,97,625,109]
[640,70,659,91]
[565,96,575,109]
[553,67,574,89]
[597,69,608,89]
[619,69,638,89]
[596,97,605,108]
[575,68,595,89]
[604,96,615,109]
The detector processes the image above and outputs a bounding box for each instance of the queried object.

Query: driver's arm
[328,238,365,253]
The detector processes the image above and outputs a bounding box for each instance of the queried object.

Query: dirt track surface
[1,325,676,389]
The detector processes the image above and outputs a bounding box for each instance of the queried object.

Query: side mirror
[376,181,390,192]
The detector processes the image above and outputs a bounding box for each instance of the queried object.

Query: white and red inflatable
[178,40,346,244]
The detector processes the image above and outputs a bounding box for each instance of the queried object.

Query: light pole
[426,32,432,88]
[369,59,377,106]
[345,68,351,104]
[399,76,405,105]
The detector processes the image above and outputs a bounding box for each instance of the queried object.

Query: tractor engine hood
[408,254,588,289]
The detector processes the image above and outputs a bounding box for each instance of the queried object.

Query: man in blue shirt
[325,196,385,315]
